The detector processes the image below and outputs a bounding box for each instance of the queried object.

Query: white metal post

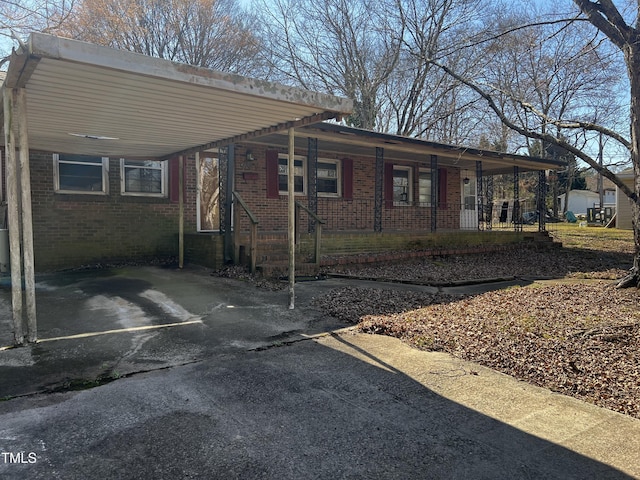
[288,127,295,309]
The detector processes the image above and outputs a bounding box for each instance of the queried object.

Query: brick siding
[232,143,463,234]
[28,151,198,271]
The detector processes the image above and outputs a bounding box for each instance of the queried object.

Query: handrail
[295,201,326,224]
[233,191,259,225]
[295,201,325,265]
[232,191,258,273]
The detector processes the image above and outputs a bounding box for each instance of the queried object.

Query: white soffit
[2,33,352,158]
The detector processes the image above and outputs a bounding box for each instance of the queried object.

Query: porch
[187,195,557,277]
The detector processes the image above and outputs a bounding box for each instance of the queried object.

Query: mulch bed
[312,283,640,419]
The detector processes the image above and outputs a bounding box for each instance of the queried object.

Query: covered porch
[246,122,564,233]
[218,123,564,273]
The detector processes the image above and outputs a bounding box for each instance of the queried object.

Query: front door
[460,173,478,230]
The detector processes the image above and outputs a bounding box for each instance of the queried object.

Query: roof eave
[23,33,352,114]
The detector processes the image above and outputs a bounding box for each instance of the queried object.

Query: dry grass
[550,223,635,254]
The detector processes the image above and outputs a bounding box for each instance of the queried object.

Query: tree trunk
[617,41,640,288]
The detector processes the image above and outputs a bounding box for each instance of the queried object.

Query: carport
[0,33,352,345]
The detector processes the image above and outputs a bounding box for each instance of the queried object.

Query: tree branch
[572,0,630,49]
[427,56,638,203]
[514,98,631,150]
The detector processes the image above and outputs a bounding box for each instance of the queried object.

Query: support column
[16,89,36,342]
[3,88,24,345]
[538,170,547,232]
[223,145,235,263]
[288,128,295,309]
[486,175,494,230]
[3,88,36,344]
[430,155,438,232]
[307,137,318,233]
[476,161,484,231]
[374,147,384,232]
[178,154,184,269]
[513,166,522,232]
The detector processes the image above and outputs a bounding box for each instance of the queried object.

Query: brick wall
[297,230,524,257]
[232,143,464,234]
[14,144,471,271]
[29,151,198,271]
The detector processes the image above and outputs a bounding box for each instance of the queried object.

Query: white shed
[558,190,600,215]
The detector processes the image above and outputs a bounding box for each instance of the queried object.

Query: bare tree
[427,0,640,287]
[380,0,488,143]
[60,0,268,74]
[257,0,402,129]
[0,0,76,61]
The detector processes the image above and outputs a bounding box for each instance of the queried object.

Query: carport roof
[0,33,353,158]
[251,122,566,175]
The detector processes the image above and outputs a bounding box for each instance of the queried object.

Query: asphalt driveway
[0,266,639,479]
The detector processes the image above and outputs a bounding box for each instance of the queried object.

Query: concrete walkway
[0,266,639,479]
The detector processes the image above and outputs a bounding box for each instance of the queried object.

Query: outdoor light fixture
[245,151,255,162]
[463,177,470,185]
[69,133,119,140]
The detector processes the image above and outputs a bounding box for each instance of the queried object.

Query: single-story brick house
[0,34,566,274]
[2,33,565,343]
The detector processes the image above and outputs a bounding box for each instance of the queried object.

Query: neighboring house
[616,169,635,230]
[558,189,609,215]
[1,34,563,277]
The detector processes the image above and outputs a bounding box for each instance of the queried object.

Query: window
[393,166,412,205]
[53,154,108,194]
[278,155,306,195]
[317,159,341,196]
[418,170,432,206]
[121,159,167,197]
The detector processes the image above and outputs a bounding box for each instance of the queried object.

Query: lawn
[314,225,640,419]
[550,223,635,254]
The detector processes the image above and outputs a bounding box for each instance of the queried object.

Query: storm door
[460,173,478,230]
[197,155,221,231]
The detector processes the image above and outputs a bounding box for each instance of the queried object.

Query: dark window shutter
[266,150,279,199]
[342,158,353,199]
[384,163,394,208]
[438,168,448,209]
[169,157,180,202]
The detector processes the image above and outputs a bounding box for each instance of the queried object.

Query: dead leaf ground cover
[313,227,640,418]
